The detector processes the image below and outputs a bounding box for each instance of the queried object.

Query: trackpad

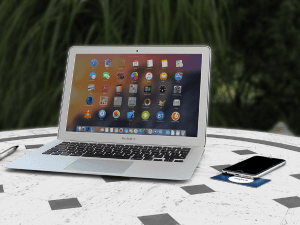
[63,158,134,174]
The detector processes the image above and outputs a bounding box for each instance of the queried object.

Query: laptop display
[66,54,202,137]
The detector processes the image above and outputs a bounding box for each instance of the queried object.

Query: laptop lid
[58,46,211,147]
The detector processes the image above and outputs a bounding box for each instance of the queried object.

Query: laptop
[6,45,211,180]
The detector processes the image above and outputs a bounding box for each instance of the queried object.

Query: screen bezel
[58,46,211,147]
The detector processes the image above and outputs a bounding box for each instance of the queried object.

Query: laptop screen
[66,54,202,137]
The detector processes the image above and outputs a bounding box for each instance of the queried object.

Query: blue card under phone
[211,174,270,188]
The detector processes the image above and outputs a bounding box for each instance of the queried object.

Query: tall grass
[0,0,232,130]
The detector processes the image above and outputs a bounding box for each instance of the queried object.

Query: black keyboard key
[143,157,153,161]
[174,160,184,163]
[51,152,61,155]
[164,158,174,162]
[60,152,70,156]
[69,153,82,156]
[42,151,52,154]
[131,156,143,160]
[153,159,163,161]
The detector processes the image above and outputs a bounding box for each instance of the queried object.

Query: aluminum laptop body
[6,46,211,180]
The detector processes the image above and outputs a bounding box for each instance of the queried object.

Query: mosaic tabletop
[1,127,300,225]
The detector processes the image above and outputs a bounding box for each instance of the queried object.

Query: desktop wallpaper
[66,54,202,137]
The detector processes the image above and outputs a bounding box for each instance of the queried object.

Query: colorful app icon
[129,84,138,93]
[105,59,112,67]
[91,127,95,132]
[156,111,165,120]
[102,85,108,92]
[143,98,151,106]
[119,128,124,133]
[127,111,135,119]
[148,129,153,134]
[129,129,133,133]
[147,59,153,67]
[171,112,180,121]
[139,129,143,134]
[86,127,91,132]
[81,127,86,132]
[173,85,182,93]
[173,99,180,107]
[77,126,81,132]
[96,127,100,132]
[145,72,153,80]
[100,96,108,105]
[165,130,170,135]
[176,60,183,67]
[181,130,186,136]
[124,129,129,133]
[131,72,138,81]
[160,72,167,81]
[100,127,104,132]
[116,84,122,93]
[86,96,93,105]
[158,130,163,135]
[159,85,166,93]
[88,84,95,91]
[175,72,183,81]
[176,130,181,136]
[117,72,124,79]
[105,128,109,132]
[134,129,138,134]
[171,130,175,135]
[113,110,120,118]
[128,97,136,106]
[91,59,97,67]
[133,60,139,67]
[144,85,151,92]
[141,111,150,120]
[114,128,118,133]
[119,59,125,68]
[153,129,158,135]
[144,129,148,134]
[110,128,114,132]
[162,59,168,68]
[84,110,91,119]
[113,97,122,107]
[158,100,166,106]
[103,72,110,79]
[99,110,106,118]
[89,72,96,79]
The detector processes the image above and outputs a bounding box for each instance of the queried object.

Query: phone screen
[223,156,285,175]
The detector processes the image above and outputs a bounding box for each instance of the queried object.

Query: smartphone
[222,156,286,179]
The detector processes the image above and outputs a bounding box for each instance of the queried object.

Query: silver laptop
[6,45,211,180]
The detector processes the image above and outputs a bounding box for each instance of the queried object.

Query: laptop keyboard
[42,142,191,162]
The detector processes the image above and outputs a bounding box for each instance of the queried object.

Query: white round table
[0,127,300,225]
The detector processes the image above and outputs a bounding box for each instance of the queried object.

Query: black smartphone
[222,156,286,178]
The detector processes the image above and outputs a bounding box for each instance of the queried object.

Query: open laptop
[6,46,211,180]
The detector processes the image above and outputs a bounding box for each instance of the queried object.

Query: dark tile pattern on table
[232,150,256,155]
[0,185,3,193]
[274,196,300,208]
[181,184,215,195]
[25,144,43,149]
[101,175,131,183]
[290,174,300,180]
[48,198,82,210]
[138,213,179,225]
[211,164,231,172]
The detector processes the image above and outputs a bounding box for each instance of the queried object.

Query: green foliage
[0,0,230,130]
[0,0,299,135]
